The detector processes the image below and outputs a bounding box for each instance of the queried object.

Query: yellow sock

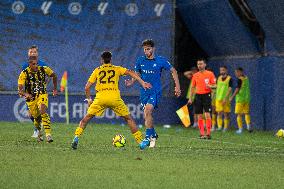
[212,114,216,127]
[41,113,51,136]
[245,114,251,126]
[224,118,229,129]
[217,116,223,129]
[237,115,243,129]
[132,130,143,143]
[75,127,84,137]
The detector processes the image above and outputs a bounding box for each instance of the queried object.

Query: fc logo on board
[13,98,31,122]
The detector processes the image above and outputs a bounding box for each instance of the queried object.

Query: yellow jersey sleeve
[88,68,98,83]
[117,66,127,76]
[18,71,26,85]
[43,66,54,76]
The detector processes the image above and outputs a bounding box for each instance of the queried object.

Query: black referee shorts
[194,93,212,114]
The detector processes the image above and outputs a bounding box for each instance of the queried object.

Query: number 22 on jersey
[98,70,116,84]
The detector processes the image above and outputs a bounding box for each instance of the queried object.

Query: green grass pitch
[0,121,283,189]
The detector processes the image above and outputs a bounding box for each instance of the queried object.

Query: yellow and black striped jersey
[18,66,53,99]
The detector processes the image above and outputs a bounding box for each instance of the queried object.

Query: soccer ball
[276,129,284,138]
[112,134,126,147]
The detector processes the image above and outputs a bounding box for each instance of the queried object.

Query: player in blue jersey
[22,46,47,70]
[125,39,181,150]
[21,45,48,138]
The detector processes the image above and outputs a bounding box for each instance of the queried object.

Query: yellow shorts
[235,103,250,114]
[87,97,129,117]
[26,94,48,118]
[215,100,231,113]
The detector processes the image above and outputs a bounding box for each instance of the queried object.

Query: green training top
[236,76,250,103]
[216,75,232,101]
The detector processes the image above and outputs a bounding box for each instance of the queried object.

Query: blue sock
[145,128,155,139]
[73,136,79,142]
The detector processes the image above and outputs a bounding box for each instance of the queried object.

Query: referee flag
[60,71,67,92]
[176,105,191,127]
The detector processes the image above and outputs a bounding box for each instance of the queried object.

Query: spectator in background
[215,66,232,132]
[184,67,198,128]
[230,67,252,134]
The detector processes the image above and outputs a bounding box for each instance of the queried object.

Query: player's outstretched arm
[125,70,152,90]
[170,67,181,97]
[84,81,94,106]
[50,73,58,96]
[125,72,140,87]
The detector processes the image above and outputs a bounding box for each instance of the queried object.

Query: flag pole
[60,71,69,125]
[65,83,69,124]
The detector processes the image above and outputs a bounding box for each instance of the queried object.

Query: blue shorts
[140,93,161,110]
